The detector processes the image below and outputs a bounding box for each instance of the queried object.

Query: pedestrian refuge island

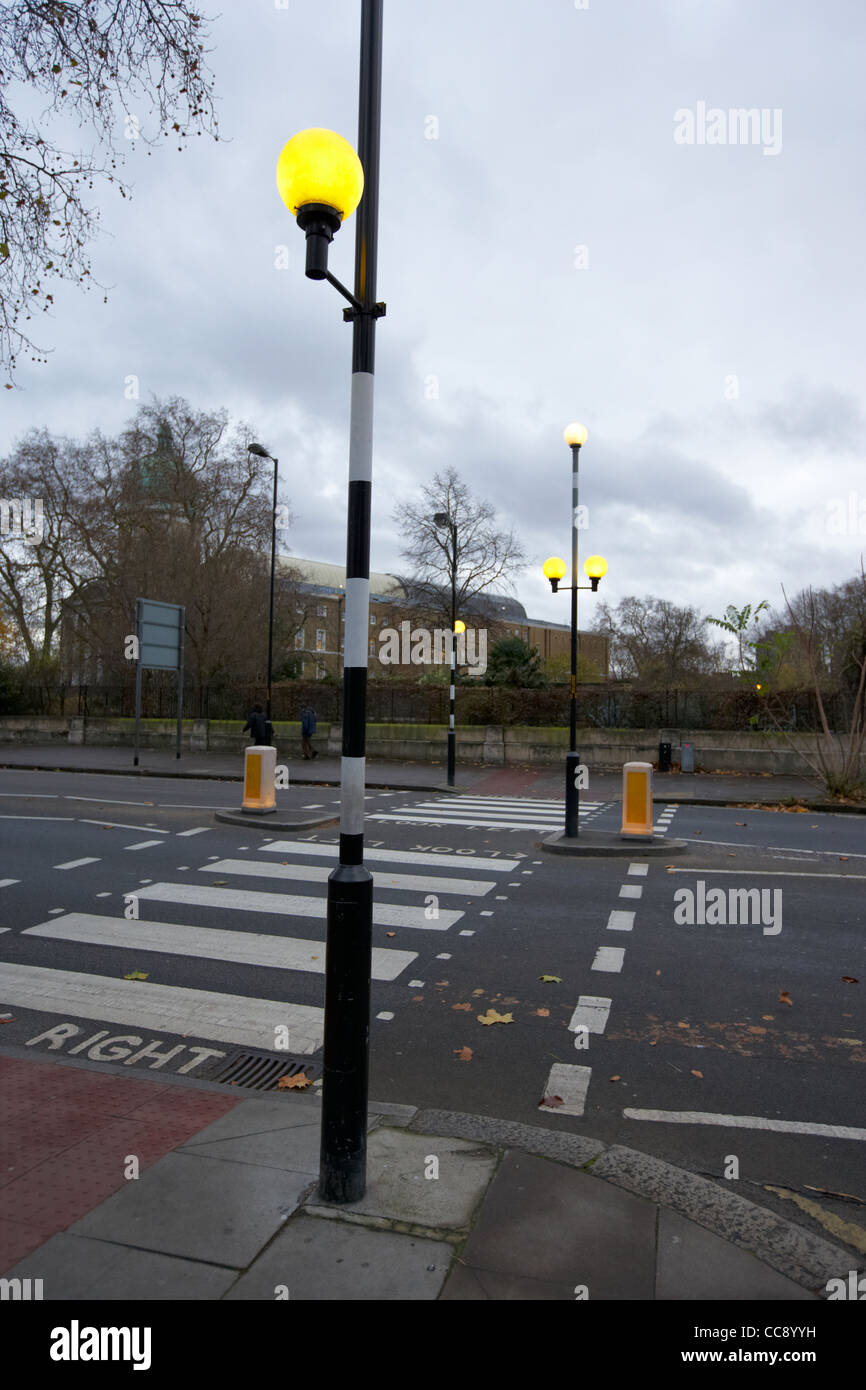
[241,745,277,814]
[621,760,653,839]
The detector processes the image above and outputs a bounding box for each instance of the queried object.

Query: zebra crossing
[367,793,611,833]
[4,839,523,1058]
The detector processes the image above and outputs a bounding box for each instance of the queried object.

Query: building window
[316,629,326,652]
[341,612,345,624]
[294,629,304,650]
[316,663,325,680]
[369,640,376,656]
[370,613,376,625]
[301,661,305,675]
[340,637,344,651]
[317,604,327,617]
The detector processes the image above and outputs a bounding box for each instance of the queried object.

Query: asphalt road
[0,767,863,1262]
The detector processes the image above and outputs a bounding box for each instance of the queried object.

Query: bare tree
[392,466,527,631]
[0,0,220,382]
[0,396,301,688]
[758,568,866,798]
[595,595,723,685]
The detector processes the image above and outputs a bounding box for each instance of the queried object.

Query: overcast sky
[2,0,864,648]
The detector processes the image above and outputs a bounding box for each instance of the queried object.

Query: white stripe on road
[53,857,101,871]
[368,813,579,832]
[81,820,169,834]
[25,913,417,982]
[666,868,866,880]
[412,800,565,818]
[619,884,643,899]
[201,858,495,897]
[124,840,164,851]
[134,882,463,931]
[628,863,649,876]
[176,827,211,837]
[679,838,866,860]
[0,879,21,888]
[568,996,612,1034]
[540,1063,592,1116]
[606,910,635,931]
[0,815,74,821]
[262,841,520,871]
[623,1109,866,1142]
[0,962,324,1053]
[592,946,625,972]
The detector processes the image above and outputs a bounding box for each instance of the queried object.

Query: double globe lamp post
[543,422,608,838]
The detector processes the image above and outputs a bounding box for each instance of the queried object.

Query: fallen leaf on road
[503,997,519,1004]
[539,975,562,983]
[735,822,746,826]
[534,1007,550,1017]
[0,1016,14,1024]
[453,1046,473,1062]
[655,969,661,975]
[471,988,485,996]
[649,1039,657,1046]
[213,880,227,884]
[691,1070,703,1078]
[278,1072,312,1089]
[539,1095,564,1107]
[386,931,396,937]
[124,971,148,981]
[477,1009,513,1026]
[842,976,859,984]
[609,1075,621,1082]
[762,1014,774,1020]
[677,1021,690,1029]
[780,990,794,1006]
[412,995,424,1001]
[840,856,849,862]
[728,853,736,857]
[452,1003,472,1011]
[747,1026,766,1034]
[435,980,449,986]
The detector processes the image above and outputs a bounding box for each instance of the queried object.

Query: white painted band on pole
[348,372,375,482]
[343,576,370,667]
[341,755,366,835]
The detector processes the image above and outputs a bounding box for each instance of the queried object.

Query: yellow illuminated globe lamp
[543,555,567,593]
[563,422,588,449]
[583,554,608,591]
[454,620,466,634]
[276,128,364,281]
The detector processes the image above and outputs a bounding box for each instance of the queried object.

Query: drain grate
[204,1047,322,1092]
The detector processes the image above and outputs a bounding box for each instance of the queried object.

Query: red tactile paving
[0,1057,241,1273]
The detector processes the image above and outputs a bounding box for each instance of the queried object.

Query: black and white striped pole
[276,0,385,1204]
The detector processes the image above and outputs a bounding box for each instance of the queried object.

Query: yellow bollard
[241,745,277,814]
[621,760,653,839]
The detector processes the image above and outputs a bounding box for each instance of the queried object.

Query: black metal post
[565,442,581,837]
[319,0,383,1205]
[447,521,457,786]
[266,457,278,721]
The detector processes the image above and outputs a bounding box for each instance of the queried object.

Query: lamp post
[433,510,458,785]
[542,419,607,838]
[248,442,278,720]
[276,0,385,1204]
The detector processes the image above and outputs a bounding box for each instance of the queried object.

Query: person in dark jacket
[301,704,317,759]
[243,704,272,746]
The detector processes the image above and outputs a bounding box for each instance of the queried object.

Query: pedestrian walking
[301,704,318,759]
[243,703,273,746]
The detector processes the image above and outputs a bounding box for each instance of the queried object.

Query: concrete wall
[0,715,823,775]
